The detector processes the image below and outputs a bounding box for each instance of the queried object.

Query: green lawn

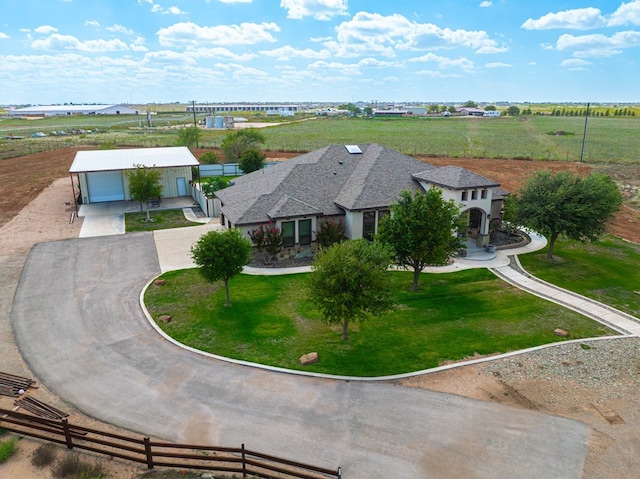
[125,209,201,233]
[145,268,614,377]
[518,236,640,317]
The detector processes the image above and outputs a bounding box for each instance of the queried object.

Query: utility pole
[192,100,197,127]
[580,102,590,163]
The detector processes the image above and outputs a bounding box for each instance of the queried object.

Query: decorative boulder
[154,279,166,286]
[299,352,319,365]
[158,315,172,323]
[553,328,568,337]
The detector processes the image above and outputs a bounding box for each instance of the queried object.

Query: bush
[52,453,105,479]
[0,436,18,463]
[239,148,266,174]
[316,218,346,248]
[31,443,58,468]
[201,176,227,197]
[249,222,283,263]
[199,151,219,164]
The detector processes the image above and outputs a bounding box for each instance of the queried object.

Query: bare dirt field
[0,147,639,478]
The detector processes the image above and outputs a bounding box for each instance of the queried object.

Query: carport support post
[241,443,247,477]
[62,418,74,449]
[69,172,78,215]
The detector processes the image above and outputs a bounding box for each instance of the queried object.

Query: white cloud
[560,58,592,67]
[185,47,258,61]
[555,30,640,57]
[219,0,253,3]
[329,12,505,58]
[84,21,100,28]
[107,24,134,35]
[280,0,348,21]
[409,52,475,72]
[479,1,492,7]
[414,69,463,78]
[259,45,331,60]
[34,25,59,34]
[0,32,9,40]
[608,0,640,26]
[522,2,640,30]
[484,61,511,68]
[31,34,131,53]
[138,0,186,15]
[157,21,280,47]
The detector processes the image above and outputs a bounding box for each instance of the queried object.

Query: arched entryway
[464,207,491,246]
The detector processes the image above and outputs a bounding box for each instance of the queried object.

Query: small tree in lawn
[307,239,394,340]
[248,222,283,264]
[126,164,163,222]
[191,228,252,307]
[221,129,266,163]
[176,126,201,148]
[506,170,622,259]
[377,188,465,292]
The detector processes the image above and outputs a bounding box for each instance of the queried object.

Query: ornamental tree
[307,239,393,340]
[126,164,163,222]
[191,228,252,307]
[377,188,465,291]
[506,170,622,259]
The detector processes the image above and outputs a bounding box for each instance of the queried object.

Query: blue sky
[1,0,639,105]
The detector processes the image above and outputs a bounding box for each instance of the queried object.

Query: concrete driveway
[12,234,590,479]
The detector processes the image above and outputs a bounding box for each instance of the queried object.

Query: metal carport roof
[69,147,199,173]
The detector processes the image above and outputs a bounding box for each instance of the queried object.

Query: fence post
[338,466,342,479]
[144,437,154,469]
[241,443,247,478]
[61,418,74,450]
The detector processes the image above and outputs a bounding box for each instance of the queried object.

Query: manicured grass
[519,236,640,317]
[125,208,201,233]
[145,268,614,377]
[0,436,18,463]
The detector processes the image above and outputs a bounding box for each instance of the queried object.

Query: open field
[2,114,639,162]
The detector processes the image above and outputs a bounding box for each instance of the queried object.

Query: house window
[282,221,295,248]
[471,190,478,200]
[299,219,311,246]
[481,189,488,199]
[378,210,390,227]
[462,191,468,201]
[363,211,376,240]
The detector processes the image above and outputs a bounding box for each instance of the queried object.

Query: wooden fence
[0,408,341,479]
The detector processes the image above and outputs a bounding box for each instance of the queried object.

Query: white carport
[69,147,199,209]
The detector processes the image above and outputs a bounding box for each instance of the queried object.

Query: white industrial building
[8,104,141,117]
[69,147,198,204]
[187,104,298,114]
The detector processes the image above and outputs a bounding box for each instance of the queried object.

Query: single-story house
[456,107,485,116]
[69,146,199,205]
[215,144,504,250]
[8,104,141,117]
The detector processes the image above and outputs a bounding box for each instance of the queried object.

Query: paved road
[12,234,590,478]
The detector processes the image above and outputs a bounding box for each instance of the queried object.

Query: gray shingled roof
[215,144,436,225]
[413,166,500,190]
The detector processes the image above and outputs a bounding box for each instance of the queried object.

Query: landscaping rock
[154,279,166,286]
[158,315,172,323]
[553,328,568,337]
[299,352,318,365]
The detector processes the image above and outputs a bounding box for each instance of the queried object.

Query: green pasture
[518,236,640,317]
[145,268,613,377]
[2,113,639,163]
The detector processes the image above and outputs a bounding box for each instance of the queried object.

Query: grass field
[125,209,201,233]
[518,236,640,317]
[2,113,639,163]
[145,268,613,377]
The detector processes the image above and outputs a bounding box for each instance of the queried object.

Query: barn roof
[69,147,199,173]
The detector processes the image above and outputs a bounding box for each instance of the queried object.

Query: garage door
[86,171,125,202]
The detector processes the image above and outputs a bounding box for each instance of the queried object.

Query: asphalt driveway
[12,234,590,478]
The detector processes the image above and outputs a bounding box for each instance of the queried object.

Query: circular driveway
[12,233,590,478]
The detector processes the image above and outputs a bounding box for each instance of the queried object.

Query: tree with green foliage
[221,129,266,163]
[448,105,457,114]
[363,106,373,116]
[507,105,521,116]
[176,126,201,148]
[199,151,219,164]
[191,228,252,307]
[463,100,478,108]
[307,239,393,340]
[239,148,266,174]
[377,189,465,291]
[506,170,623,259]
[484,105,497,111]
[126,164,163,222]
[201,176,227,198]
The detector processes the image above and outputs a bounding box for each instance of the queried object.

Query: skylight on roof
[345,144,362,154]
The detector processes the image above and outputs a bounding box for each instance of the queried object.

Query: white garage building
[69,147,199,205]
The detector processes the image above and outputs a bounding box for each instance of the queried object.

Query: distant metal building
[187,104,298,114]
[8,104,141,117]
